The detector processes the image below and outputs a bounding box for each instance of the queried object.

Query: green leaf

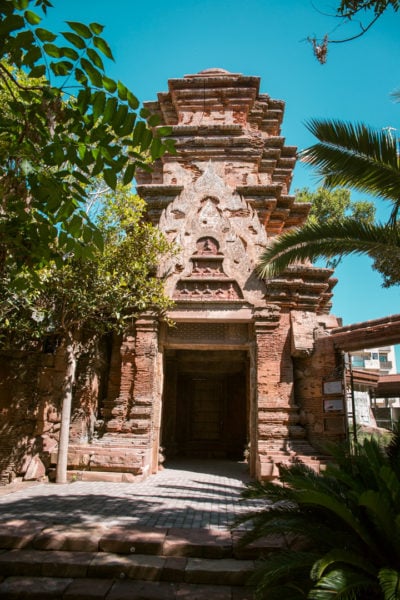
[112,104,128,131]
[127,91,139,110]
[102,97,118,123]
[80,57,102,87]
[92,91,106,121]
[119,112,136,137]
[22,46,41,67]
[58,46,79,61]
[61,31,86,50]
[93,35,114,60]
[131,120,146,147]
[66,21,93,39]
[35,27,57,42]
[43,43,62,58]
[150,136,162,159]
[0,14,24,36]
[122,162,135,185]
[24,10,41,25]
[73,170,90,185]
[76,88,91,114]
[28,64,46,78]
[102,76,117,93]
[50,60,73,76]
[103,168,117,190]
[87,47,104,70]
[148,114,161,127]
[89,22,104,35]
[74,68,88,85]
[157,126,172,136]
[117,80,128,101]
[14,29,34,49]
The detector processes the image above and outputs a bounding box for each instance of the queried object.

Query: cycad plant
[236,427,400,599]
[257,119,400,282]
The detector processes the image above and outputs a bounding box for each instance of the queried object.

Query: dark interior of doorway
[161,349,248,461]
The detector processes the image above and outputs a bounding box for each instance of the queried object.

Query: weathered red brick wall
[294,335,346,448]
[0,334,111,483]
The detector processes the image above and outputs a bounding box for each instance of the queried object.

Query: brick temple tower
[67,69,345,481]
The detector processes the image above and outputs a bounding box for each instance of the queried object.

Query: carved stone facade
[0,70,350,483]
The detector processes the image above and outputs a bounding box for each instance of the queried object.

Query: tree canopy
[0,0,173,287]
[297,186,375,268]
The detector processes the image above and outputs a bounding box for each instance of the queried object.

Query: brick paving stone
[0,575,73,598]
[0,520,47,549]
[161,557,187,582]
[0,460,263,532]
[99,526,167,555]
[184,558,254,586]
[63,577,114,599]
[88,553,165,581]
[106,579,176,600]
[0,549,94,578]
[33,524,105,552]
[164,528,232,559]
[175,583,233,599]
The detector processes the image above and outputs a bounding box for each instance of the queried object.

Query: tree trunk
[55,330,79,484]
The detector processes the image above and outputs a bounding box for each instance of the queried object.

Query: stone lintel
[166,304,253,323]
[136,184,184,197]
[163,124,243,136]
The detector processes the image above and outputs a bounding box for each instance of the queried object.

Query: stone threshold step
[0,549,256,586]
[0,576,255,599]
[0,521,288,560]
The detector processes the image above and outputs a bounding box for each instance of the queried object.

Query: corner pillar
[253,306,297,479]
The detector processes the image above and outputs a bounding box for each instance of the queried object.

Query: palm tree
[236,427,400,599]
[257,119,400,281]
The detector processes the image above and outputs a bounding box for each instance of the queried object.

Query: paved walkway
[0,459,265,530]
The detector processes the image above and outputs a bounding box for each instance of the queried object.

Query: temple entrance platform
[0,460,285,599]
[0,459,263,530]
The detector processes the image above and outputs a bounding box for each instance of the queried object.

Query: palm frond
[311,548,377,581]
[309,567,379,600]
[301,119,400,207]
[378,568,400,600]
[257,220,400,278]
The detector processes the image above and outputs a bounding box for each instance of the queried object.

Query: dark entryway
[161,350,248,460]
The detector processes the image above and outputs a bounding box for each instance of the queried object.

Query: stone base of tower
[50,438,154,482]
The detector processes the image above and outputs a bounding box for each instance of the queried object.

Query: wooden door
[190,378,224,442]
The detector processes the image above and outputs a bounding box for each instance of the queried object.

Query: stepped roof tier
[136,69,336,315]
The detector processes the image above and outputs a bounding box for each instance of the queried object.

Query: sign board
[323,380,343,395]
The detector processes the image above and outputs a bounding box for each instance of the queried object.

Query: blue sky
[45,1,400,364]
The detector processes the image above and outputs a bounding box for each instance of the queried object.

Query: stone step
[0,577,255,599]
[0,521,287,560]
[0,521,284,599]
[0,549,255,586]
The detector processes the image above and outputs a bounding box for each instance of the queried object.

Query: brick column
[105,328,135,433]
[253,306,298,479]
[127,313,161,474]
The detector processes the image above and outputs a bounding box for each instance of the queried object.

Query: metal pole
[348,352,358,447]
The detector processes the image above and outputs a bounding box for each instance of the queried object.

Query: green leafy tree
[0,186,174,483]
[258,120,400,284]
[236,428,400,599]
[297,186,375,268]
[0,0,173,286]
